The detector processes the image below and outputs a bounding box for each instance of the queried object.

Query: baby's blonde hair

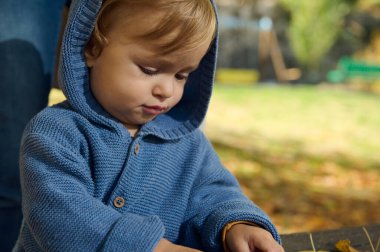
[86,0,216,58]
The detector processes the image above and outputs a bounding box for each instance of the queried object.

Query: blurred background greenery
[213,0,380,234]
[217,0,380,86]
[50,0,380,234]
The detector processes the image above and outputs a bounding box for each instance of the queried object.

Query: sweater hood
[59,0,218,140]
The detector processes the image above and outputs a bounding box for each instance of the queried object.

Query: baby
[13,0,284,251]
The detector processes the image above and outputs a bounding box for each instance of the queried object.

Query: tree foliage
[279,0,353,70]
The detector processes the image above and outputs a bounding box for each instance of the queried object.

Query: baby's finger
[249,238,284,252]
[227,239,251,252]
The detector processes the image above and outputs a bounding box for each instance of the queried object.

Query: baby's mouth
[142,105,167,115]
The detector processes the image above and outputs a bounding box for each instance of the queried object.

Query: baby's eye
[175,73,188,81]
[139,66,158,76]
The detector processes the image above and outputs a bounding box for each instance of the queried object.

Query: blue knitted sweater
[14,0,280,251]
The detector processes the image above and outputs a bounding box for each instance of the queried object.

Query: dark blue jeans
[0,1,68,250]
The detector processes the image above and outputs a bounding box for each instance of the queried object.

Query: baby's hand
[154,239,203,252]
[225,224,284,252]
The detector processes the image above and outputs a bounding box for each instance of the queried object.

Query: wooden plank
[281,224,380,252]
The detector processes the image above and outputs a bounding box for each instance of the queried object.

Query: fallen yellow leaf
[336,240,360,252]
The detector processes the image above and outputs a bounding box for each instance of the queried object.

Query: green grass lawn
[206,84,380,165]
[205,84,380,233]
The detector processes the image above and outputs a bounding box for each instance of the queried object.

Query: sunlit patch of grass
[206,84,380,166]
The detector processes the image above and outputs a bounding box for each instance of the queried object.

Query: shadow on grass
[211,140,380,233]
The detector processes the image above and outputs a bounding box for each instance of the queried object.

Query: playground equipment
[215,15,301,85]
[327,56,380,83]
[258,17,301,83]
[216,68,259,85]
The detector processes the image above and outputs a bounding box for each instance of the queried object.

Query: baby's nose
[153,77,175,99]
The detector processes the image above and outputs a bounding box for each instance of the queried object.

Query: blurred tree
[278,0,354,70]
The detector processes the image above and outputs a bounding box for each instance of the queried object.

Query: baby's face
[86,13,211,135]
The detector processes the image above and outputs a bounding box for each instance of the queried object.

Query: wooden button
[134,144,140,155]
[113,196,125,208]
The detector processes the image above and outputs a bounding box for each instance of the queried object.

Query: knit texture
[13,0,281,251]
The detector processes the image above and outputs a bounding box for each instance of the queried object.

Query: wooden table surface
[281,224,380,252]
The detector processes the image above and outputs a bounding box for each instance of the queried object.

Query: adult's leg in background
[0,1,68,250]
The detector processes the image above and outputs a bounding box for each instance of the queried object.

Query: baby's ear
[84,40,102,68]
[84,46,97,68]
